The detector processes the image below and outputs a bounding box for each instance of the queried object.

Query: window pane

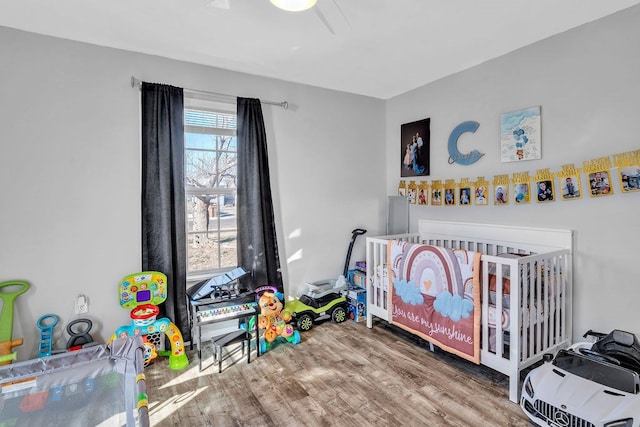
[187,232,220,272]
[219,229,238,269]
[186,132,217,150]
[186,230,238,272]
[185,109,236,130]
[184,106,238,277]
[185,140,237,190]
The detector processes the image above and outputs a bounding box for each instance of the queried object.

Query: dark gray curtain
[237,98,283,293]
[141,82,190,342]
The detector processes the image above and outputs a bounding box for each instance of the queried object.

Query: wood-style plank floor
[144,319,532,426]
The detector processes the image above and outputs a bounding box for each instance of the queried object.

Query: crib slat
[366,230,572,405]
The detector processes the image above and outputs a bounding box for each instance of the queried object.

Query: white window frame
[184,97,238,281]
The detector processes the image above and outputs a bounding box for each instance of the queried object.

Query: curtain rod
[130,76,288,110]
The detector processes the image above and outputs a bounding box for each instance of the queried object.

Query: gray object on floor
[211,330,251,373]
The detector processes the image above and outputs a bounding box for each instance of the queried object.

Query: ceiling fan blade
[314,7,335,35]
[330,0,350,28]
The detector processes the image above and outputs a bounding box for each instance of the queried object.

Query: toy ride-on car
[286,292,349,332]
[521,329,640,427]
[286,275,350,332]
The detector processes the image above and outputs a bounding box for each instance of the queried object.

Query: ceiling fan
[273,0,350,35]
[210,0,349,35]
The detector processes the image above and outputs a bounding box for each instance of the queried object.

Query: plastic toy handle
[37,314,59,330]
[0,280,30,297]
[66,318,93,335]
[0,281,30,342]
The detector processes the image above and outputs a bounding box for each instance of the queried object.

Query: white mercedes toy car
[521,330,640,427]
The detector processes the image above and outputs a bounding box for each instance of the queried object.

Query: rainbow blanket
[388,241,481,364]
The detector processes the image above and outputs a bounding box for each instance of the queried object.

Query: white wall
[0,27,386,359]
[3,5,638,361]
[386,5,640,339]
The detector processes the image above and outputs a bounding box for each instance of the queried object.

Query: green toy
[0,280,30,365]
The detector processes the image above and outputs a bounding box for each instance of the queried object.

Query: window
[184,100,238,278]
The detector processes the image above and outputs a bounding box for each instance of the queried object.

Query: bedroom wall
[385,5,640,340]
[0,26,386,359]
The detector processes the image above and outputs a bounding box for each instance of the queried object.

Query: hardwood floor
[144,319,532,426]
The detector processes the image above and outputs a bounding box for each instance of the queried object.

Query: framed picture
[514,183,530,204]
[398,180,407,196]
[430,180,442,205]
[474,185,488,205]
[494,185,509,205]
[535,179,555,203]
[444,187,456,205]
[560,175,582,200]
[431,188,442,205]
[588,170,613,197]
[500,106,541,162]
[408,181,417,204]
[417,182,429,206]
[619,166,640,192]
[459,187,471,205]
[401,118,430,177]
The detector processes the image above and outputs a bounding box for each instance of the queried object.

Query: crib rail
[365,230,572,404]
[365,233,420,328]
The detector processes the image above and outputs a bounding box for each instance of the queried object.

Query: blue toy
[37,314,59,357]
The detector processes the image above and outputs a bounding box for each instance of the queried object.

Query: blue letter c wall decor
[447,121,485,165]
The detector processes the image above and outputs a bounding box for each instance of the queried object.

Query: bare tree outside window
[184,108,238,275]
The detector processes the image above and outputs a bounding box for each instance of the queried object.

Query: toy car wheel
[331,306,347,323]
[297,313,314,331]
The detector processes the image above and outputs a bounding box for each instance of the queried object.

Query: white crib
[365,219,573,403]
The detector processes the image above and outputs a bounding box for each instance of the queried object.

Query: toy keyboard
[192,293,257,323]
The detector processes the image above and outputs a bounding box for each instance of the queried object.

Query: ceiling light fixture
[270,0,317,12]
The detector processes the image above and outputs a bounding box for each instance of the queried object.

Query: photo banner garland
[398,180,407,196]
[408,180,417,204]
[556,164,583,201]
[583,156,613,197]
[458,178,472,206]
[613,149,640,193]
[493,174,510,205]
[534,168,555,203]
[473,176,489,206]
[444,179,456,206]
[418,181,429,206]
[430,180,443,206]
[512,171,531,205]
[398,149,638,208]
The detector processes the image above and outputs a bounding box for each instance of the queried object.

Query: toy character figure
[256,291,299,351]
[513,128,528,160]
